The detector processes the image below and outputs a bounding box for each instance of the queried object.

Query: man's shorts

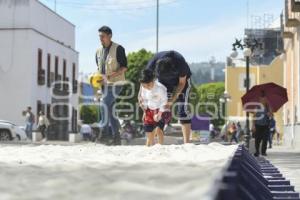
[174,78,192,124]
[143,109,171,133]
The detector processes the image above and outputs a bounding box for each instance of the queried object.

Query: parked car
[0,120,27,141]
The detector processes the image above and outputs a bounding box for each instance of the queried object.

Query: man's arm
[166,76,187,109]
[108,67,127,79]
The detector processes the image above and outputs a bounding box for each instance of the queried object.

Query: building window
[47,54,51,88]
[63,59,67,81]
[37,49,45,85]
[72,63,78,94]
[62,59,69,91]
[36,100,45,119]
[47,104,51,120]
[54,56,62,90]
[55,56,59,80]
[72,107,78,132]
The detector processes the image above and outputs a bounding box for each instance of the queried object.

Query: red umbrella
[241,82,288,112]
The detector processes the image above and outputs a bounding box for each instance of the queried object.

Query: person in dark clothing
[252,91,272,157]
[268,114,276,149]
[142,51,192,143]
[230,122,238,143]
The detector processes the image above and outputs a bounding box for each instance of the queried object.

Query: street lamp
[230,36,263,149]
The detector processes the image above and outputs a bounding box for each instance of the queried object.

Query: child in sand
[138,69,171,146]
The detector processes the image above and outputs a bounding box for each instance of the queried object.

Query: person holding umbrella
[251,92,272,157]
[242,82,288,156]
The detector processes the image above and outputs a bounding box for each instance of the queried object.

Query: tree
[197,82,225,126]
[80,105,99,124]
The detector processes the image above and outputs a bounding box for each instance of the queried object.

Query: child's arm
[138,86,147,111]
[154,87,168,122]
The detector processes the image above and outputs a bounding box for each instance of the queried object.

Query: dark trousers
[39,125,47,139]
[230,131,238,143]
[269,130,275,147]
[255,124,269,155]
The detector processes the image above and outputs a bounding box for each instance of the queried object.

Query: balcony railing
[285,0,300,27]
[291,0,300,12]
[37,69,45,85]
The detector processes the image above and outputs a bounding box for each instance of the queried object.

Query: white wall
[0,0,79,133]
[0,30,33,126]
[0,29,78,126]
[0,0,75,49]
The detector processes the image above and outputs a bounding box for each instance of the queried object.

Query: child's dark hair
[139,69,155,84]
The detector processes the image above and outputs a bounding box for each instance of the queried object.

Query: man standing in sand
[144,51,192,143]
[95,26,128,145]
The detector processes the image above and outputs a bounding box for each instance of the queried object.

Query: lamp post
[230,36,262,149]
[156,0,159,53]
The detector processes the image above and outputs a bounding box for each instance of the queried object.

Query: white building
[0,0,79,140]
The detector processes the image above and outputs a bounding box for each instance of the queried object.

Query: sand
[0,143,237,200]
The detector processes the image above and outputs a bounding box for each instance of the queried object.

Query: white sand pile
[0,143,237,200]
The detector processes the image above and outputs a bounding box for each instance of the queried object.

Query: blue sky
[40,0,283,73]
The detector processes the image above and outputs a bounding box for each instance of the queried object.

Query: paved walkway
[267,145,300,193]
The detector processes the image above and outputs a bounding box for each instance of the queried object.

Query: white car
[0,120,27,141]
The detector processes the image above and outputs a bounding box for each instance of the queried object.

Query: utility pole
[156,0,159,53]
[54,0,57,12]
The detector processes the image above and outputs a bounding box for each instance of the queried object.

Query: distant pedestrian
[24,106,35,140]
[229,122,238,143]
[276,129,280,145]
[80,124,92,141]
[268,114,276,149]
[209,123,215,139]
[236,122,242,141]
[37,111,49,142]
[252,91,272,157]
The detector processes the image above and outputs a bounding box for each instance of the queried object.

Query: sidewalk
[267,145,300,193]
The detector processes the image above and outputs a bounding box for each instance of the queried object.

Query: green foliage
[196,82,225,126]
[80,105,100,124]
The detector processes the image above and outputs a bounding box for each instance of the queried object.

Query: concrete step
[268,180,291,185]
[272,191,299,198]
[269,185,295,192]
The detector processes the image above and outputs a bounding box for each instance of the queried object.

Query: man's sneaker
[262,153,267,156]
[254,152,259,157]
